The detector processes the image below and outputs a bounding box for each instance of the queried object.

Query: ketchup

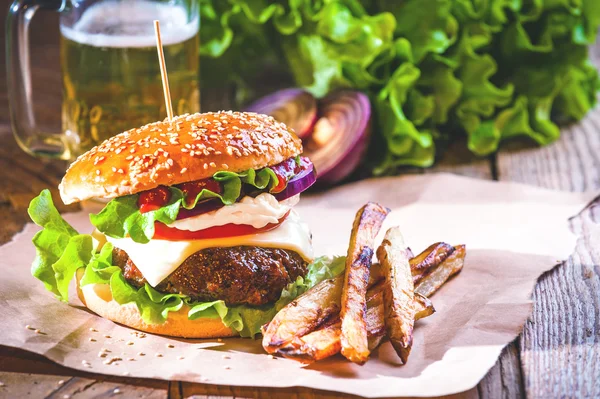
[177,179,223,206]
[138,186,171,213]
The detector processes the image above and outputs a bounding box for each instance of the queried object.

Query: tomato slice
[152,211,290,241]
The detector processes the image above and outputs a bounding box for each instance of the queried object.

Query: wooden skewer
[153,20,174,122]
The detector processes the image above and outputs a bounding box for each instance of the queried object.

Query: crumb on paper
[224,366,231,370]
[155,353,163,358]
[89,327,98,332]
[103,357,122,365]
[127,358,135,361]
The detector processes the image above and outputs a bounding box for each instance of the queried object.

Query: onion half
[245,88,318,139]
[304,90,371,185]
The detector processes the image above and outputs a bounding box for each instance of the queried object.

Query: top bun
[59,111,303,204]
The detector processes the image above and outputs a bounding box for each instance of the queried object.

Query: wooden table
[1,3,599,398]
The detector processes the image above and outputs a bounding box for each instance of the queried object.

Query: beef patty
[112,246,308,306]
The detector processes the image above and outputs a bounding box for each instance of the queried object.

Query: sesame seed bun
[76,270,237,338]
[59,111,303,204]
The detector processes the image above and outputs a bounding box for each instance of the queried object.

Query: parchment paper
[0,173,596,398]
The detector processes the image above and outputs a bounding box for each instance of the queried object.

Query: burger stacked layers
[30,112,329,338]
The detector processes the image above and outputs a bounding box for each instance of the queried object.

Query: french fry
[414,293,435,320]
[376,227,415,363]
[415,245,466,298]
[262,275,344,353]
[410,242,454,285]
[340,202,390,365]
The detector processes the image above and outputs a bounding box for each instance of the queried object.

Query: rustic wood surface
[1,1,599,397]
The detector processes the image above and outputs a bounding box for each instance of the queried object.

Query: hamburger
[28,111,341,339]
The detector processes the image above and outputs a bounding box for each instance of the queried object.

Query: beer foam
[60,0,198,48]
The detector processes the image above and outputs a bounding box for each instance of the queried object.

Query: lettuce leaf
[29,191,344,338]
[89,167,278,243]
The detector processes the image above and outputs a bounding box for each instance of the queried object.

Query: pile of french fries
[262,202,466,365]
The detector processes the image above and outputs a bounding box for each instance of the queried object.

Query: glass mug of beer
[6,0,200,160]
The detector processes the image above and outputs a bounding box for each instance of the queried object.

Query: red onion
[274,163,317,201]
[304,90,371,185]
[245,88,318,139]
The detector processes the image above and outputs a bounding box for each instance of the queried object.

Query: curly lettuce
[199,0,600,173]
[29,190,344,338]
[89,167,278,243]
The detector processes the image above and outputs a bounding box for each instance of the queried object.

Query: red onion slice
[245,88,318,139]
[303,90,371,185]
[274,164,317,201]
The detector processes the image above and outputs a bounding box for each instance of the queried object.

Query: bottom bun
[76,269,237,338]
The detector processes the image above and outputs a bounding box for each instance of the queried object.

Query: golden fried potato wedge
[414,293,435,320]
[415,245,466,298]
[262,275,344,353]
[277,318,342,361]
[376,227,415,364]
[410,242,454,285]
[340,202,390,365]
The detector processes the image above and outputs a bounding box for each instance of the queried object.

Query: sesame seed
[25,325,34,330]
[89,328,98,332]
[127,358,135,361]
[104,335,111,338]
[209,162,216,168]
[113,388,121,394]
[63,395,70,399]
[224,366,231,370]
[268,354,276,359]
[111,167,117,172]
[138,352,145,356]
[89,338,96,342]
[155,353,163,357]
[34,329,41,334]
[167,344,174,348]
[222,355,231,359]
[180,168,188,174]
[178,356,184,360]
[0,382,5,387]
[126,341,134,346]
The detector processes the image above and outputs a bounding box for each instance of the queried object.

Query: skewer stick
[154,20,174,122]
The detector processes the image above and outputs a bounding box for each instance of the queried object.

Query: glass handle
[6,0,70,159]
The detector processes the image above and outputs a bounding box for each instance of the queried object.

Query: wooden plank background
[0,1,599,397]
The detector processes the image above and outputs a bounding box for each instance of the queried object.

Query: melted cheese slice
[98,211,313,287]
